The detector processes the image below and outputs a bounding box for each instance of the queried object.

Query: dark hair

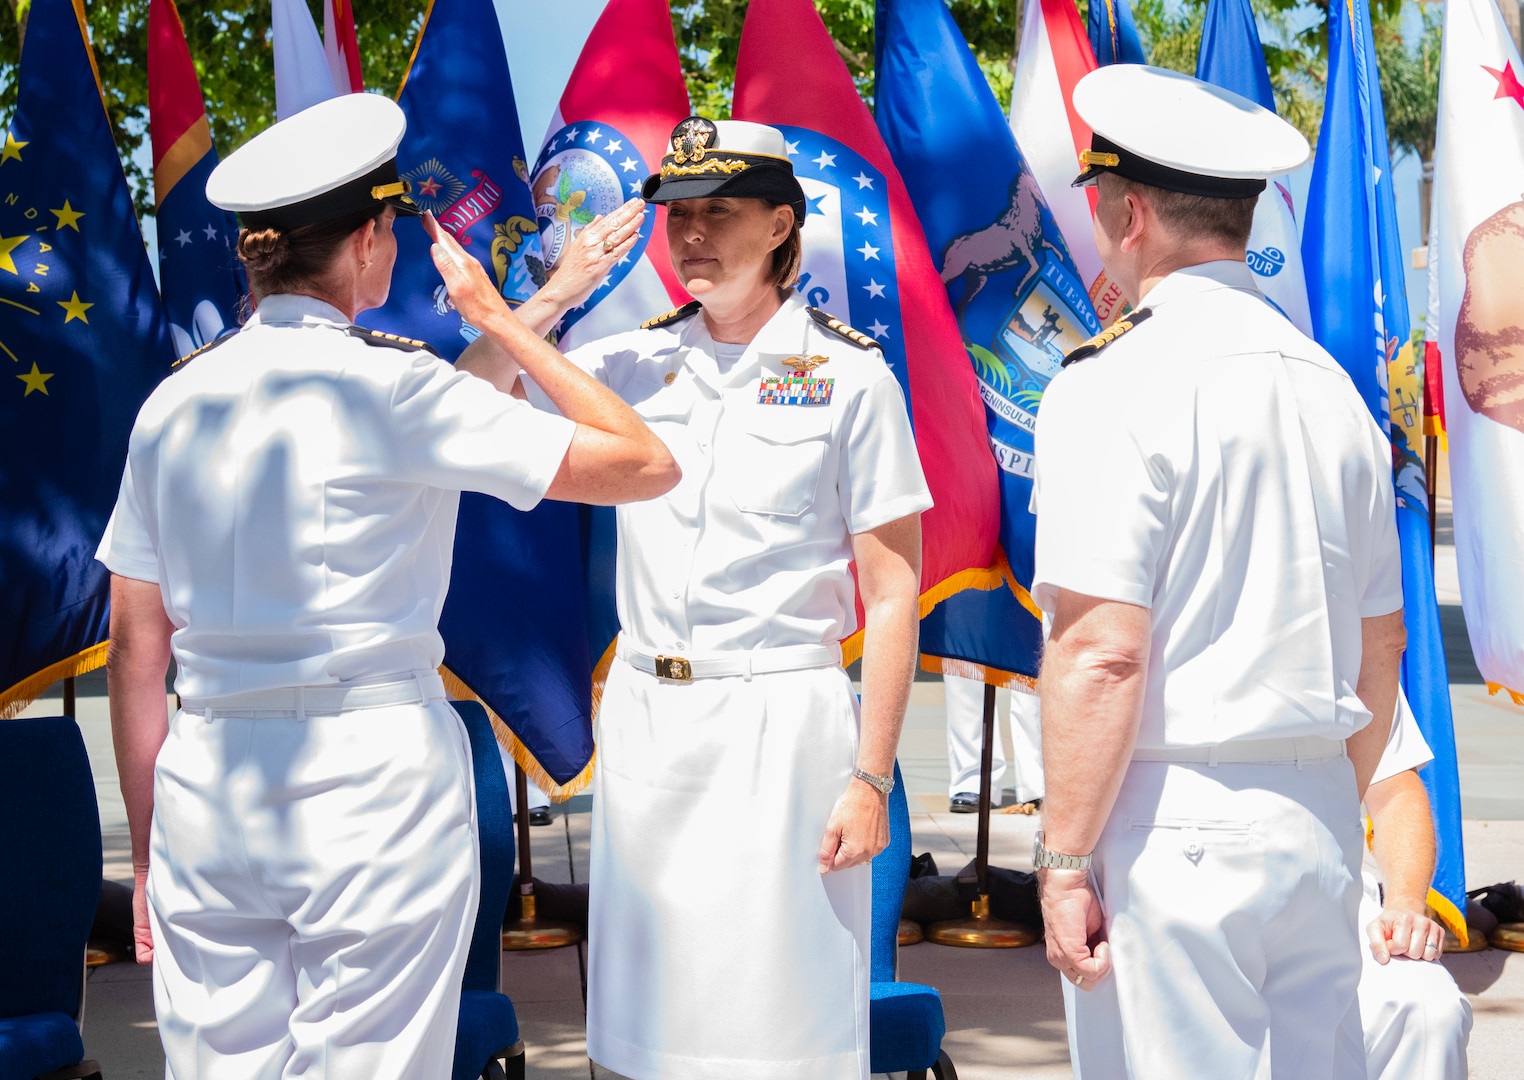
[1103,175,1258,248]
[237,206,381,299]
[766,204,803,289]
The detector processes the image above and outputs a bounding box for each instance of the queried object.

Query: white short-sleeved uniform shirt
[533,292,931,653]
[96,294,575,700]
[1031,261,1403,748]
[1370,689,1434,787]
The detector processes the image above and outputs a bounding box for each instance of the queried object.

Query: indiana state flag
[1304,0,1468,942]
[369,0,596,798]
[149,0,246,357]
[1196,0,1313,334]
[876,0,1100,684]
[0,0,174,714]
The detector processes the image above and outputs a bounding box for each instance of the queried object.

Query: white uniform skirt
[586,658,871,1080]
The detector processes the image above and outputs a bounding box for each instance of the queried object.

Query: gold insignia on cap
[1079,149,1121,168]
[671,117,718,165]
[660,158,750,180]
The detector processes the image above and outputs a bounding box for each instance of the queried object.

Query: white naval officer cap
[642,116,807,226]
[206,93,420,233]
[1070,65,1310,199]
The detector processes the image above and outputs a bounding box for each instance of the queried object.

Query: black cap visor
[1072,135,1266,199]
[643,154,807,228]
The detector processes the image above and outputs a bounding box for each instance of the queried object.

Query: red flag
[530,0,691,349]
[732,0,1001,648]
[148,0,207,192]
[325,0,364,94]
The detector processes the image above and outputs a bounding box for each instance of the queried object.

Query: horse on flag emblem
[530,123,656,340]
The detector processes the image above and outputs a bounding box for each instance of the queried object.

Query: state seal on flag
[530,122,655,337]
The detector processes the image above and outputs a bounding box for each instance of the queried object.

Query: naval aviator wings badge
[758,355,834,405]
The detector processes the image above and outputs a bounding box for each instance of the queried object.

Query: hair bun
[237,227,291,276]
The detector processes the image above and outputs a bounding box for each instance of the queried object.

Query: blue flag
[1196,0,1276,110]
[149,0,247,357]
[1304,0,1468,940]
[1087,0,1146,66]
[875,0,1101,683]
[0,0,174,714]
[370,0,595,796]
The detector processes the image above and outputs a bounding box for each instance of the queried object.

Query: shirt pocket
[728,406,834,518]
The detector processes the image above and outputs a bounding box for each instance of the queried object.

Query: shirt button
[664,372,677,385]
[675,641,687,650]
[1185,841,1203,858]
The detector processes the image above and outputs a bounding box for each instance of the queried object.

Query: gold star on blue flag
[0,0,174,715]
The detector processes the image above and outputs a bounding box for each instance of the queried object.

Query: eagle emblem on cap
[672,117,718,165]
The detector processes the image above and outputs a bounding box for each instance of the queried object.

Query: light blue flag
[876,0,1101,683]
[1087,0,1147,66]
[1303,0,1468,939]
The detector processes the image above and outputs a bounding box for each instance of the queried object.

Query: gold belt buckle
[653,655,692,681]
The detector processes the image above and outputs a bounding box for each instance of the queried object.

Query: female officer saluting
[473,116,931,1080]
[97,93,676,1080]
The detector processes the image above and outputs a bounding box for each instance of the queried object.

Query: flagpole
[501,759,581,950]
[926,682,1040,948]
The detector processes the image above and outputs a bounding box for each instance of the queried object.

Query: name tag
[757,375,834,406]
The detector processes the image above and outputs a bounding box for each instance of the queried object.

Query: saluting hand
[1040,867,1111,990]
[540,198,646,311]
[818,779,890,873]
[422,210,512,330]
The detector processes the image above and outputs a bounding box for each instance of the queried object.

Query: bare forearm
[1351,609,1406,795]
[856,590,917,777]
[1367,772,1436,911]
[1039,594,1150,856]
[454,332,522,394]
[513,291,567,339]
[106,576,174,871]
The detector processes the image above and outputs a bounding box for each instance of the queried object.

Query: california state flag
[1429,0,1524,703]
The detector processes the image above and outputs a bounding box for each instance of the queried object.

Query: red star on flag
[1483,61,1524,110]
[417,175,442,198]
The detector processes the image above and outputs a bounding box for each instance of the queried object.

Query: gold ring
[1074,974,1084,986]
[602,237,615,254]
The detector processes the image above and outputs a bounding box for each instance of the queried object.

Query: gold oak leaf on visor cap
[206,93,420,232]
[1070,64,1310,199]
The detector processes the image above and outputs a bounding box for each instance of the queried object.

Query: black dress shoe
[528,807,553,827]
[949,792,978,814]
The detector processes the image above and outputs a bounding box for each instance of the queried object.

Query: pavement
[19,508,1524,1077]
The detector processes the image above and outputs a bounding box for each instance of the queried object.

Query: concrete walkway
[24,669,1524,1079]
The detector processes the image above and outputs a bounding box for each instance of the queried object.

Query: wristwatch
[851,766,895,795]
[1033,831,1092,871]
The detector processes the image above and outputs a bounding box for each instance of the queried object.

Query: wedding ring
[1425,940,1439,952]
[1074,974,1084,986]
[602,236,615,253]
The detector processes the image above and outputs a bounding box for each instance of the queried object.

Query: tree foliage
[0,0,1443,219]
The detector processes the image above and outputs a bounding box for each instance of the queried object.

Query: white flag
[272,0,343,120]
[1430,0,1524,701]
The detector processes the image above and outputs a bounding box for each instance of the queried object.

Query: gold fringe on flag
[439,665,596,802]
[1428,887,1469,948]
[918,654,1038,692]
[1,640,110,719]
[1486,682,1524,707]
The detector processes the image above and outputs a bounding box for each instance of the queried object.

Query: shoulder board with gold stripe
[1061,307,1153,368]
[346,325,440,356]
[807,307,882,352]
[170,331,238,372]
[640,300,702,330]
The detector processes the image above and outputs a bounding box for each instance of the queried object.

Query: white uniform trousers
[1356,891,1472,1079]
[944,677,1045,804]
[1065,757,1367,1080]
[147,698,479,1080]
[587,659,870,1080]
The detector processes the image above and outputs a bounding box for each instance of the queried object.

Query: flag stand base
[926,894,1039,948]
[502,893,582,951]
[898,918,925,946]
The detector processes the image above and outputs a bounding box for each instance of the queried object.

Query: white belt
[181,672,446,717]
[1132,736,1345,766]
[616,641,842,682]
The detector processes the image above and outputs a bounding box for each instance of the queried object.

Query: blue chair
[870,763,957,1080]
[451,702,526,1080]
[0,716,104,1080]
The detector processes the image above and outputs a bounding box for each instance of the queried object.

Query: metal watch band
[852,766,894,795]
[1033,831,1092,871]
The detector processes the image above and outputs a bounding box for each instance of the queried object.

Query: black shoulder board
[640,300,702,330]
[170,331,237,372]
[347,325,440,356]
[1061,307,1153,368]
[807,307,882,351]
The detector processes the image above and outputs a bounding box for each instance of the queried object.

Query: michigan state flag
[876,0,1100,684]
[0,0,174,713]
